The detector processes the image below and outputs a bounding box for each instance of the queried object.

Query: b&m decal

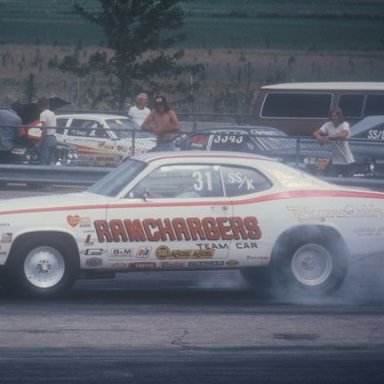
[94,216,262,243]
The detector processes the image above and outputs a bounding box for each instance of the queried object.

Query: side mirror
[143,187,150,201]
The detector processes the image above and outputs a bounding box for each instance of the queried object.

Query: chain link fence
[1,116,384,178]
[170,129,384,178]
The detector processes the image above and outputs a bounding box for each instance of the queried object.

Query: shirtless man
[141,95,180,150]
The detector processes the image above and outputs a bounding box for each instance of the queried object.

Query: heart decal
[67,215,80,227]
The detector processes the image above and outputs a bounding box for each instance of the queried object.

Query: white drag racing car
[1,151,384,298]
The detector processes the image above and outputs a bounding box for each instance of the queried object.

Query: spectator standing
[128,92,150,126]
[0,106,22,163]
[141,95,180,151]
[313,107,355,176]
[38,97,57,165]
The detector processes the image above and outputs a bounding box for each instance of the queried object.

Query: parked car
[52,113,157,166]
[349,116,384,176]
[168,126,333,175]
[10,138,78,166]
[169,124,384,178]
[3,100,78,166]
[0,104,78,165]
[0,116,78,166]
[2,151,384,298]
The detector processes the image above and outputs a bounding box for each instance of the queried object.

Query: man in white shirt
[313,107,355,176]
[128,92,150,126]
[38,97,57,165]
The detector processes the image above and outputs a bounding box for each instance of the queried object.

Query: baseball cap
[154,95,167,105]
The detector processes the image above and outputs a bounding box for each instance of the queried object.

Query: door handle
[211,205,230,213]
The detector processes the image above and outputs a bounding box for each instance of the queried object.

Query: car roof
[350,115,384,136]
[56,113,129,120]
[262,82,384,91]
[133,150,276,164]
[192,125,287,136]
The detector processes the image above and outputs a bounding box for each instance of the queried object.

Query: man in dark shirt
[0,107,22,163]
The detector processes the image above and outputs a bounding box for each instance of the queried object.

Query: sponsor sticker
[111,248,134,258]
[246,255,269,263]
[156,245,170,259]
[1,233,13,243]
[85,248,104,256]
[85,257,103,267]
[111,262,129,269]
[187,260,225,268]
[353,226,384,238]
[136,246,152,258]
[67,215,80,227]
[67,215,92,228]
[160,261,186,269]
[84,234,94,245]
[128,262,156,269]
[288,204,384,221]
[155,246,215,260]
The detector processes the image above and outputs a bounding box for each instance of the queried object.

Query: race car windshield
[106,118,154,139]
[249,129,295,151]
[88,159,147,197]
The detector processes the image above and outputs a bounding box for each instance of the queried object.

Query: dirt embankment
[1,45,383,114]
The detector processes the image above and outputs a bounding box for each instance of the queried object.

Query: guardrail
[2,164,384,191]
[0,164,113,186]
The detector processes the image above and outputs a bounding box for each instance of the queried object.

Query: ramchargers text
[94,216,262,243]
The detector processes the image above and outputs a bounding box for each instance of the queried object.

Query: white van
[252,82,384,136]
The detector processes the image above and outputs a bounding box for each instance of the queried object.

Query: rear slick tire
[274,237,348,298]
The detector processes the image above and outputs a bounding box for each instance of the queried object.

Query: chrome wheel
[291,243,333,287]
[24,246,65,289]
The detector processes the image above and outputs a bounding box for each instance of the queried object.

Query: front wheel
[273,237,348,297]
[6,236,79,298]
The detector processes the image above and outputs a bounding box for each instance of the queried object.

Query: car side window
[209,133,251,152]
[261,93,332,118]
[221,165,272,197]
[56,118,68,134]
[338,94,364,118]
[364,94,384,116]
[68,119,108,138]
[127,164,223,199]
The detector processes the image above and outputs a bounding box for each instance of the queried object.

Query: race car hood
[0,191,110,215]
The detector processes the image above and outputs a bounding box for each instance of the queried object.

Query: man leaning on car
[313,107,355,177]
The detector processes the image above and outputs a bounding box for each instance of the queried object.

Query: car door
[63,118,119,165]
[349,119,384,175]
[102,163,233,271]
[220,164,273,267]
[61,118,103,156]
